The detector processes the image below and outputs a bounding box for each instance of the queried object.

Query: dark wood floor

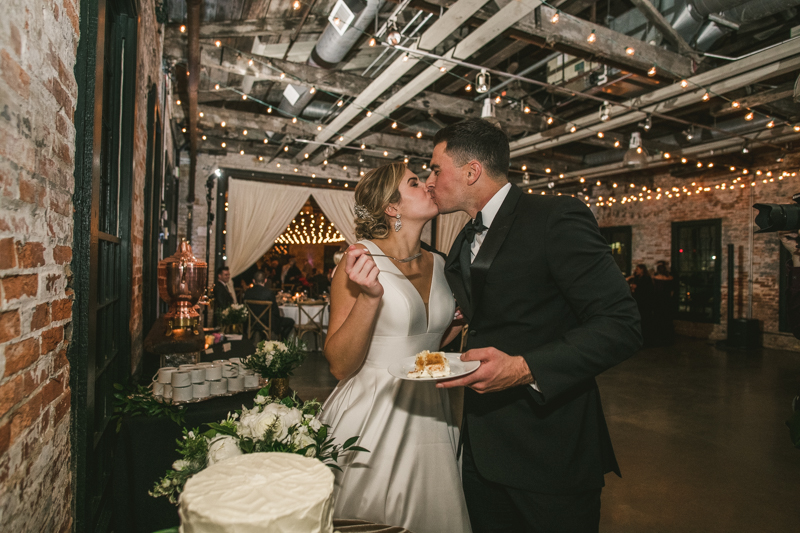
[291,337,800,532]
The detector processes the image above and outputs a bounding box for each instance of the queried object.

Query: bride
[320,163,472,533]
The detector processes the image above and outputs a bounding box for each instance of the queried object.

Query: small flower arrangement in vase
[217,303,249,334]
[149,384,367,504]
[243,339,308,398]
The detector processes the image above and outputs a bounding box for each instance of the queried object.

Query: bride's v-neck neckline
[365,240,435,330]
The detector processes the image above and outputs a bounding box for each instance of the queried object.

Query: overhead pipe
[185,0,202,240]
[278,0,385,118]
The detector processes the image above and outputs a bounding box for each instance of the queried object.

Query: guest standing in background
[780,231,800,340]
[628,264,657,347]
[214,266,236,310]
[282,256,303,287]
[244,271,295,340]
[653,261,676,346]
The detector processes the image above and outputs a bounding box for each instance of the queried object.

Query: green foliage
[150,386,367,505]
[112,382,185,432]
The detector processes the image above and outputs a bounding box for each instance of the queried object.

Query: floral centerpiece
[243,339,307,397]
[150,384,366,504]
[217,303,249,333]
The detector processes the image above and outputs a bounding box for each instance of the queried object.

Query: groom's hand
[436,347,534,393]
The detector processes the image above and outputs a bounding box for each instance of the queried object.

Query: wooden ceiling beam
[164,15,327,40]
[628,0,702,62]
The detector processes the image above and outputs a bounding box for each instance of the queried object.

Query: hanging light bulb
[551,12,560,24]
[387,20,401,46]
[369,37,376,47]
[767,120,775,128]
[476,69,490,93]
[279,72,286,79]
[220,121,226,127]
[366,110,372,117]
[439,66,447,73]
[465,84,472,92]
[745,111,754,121]
[587,31,597,44]
[495,95,501,104]
[546,116,554,125]
[416,131,422,138]
[293,0,300,9]
[599,101,610,122]
[597,132,604,138]
[647,65,657,77]
[402,53,409,62]
[625,47,635,56]
[614,140,620,148]
[309,87,316,94]
[215,40,221,47]
[391,122,397,129]
[523,106,531,114]
[680,79,689,88]
[702,92,710,101]
[180,25,186,33]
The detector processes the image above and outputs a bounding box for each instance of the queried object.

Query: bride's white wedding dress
[320,239,472,533]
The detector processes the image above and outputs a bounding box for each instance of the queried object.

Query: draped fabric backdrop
[226,179,356,277]
[436,211,471,255]
[311,188,357,245]
[226,180,311,277]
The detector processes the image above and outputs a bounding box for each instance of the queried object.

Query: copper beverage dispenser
[157,240,208,336]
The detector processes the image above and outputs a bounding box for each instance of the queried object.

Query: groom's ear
[465,161,482,186]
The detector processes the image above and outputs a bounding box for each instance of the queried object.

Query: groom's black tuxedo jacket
[444,184,642,494]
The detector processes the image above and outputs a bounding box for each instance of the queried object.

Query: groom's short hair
[433,119,509,180]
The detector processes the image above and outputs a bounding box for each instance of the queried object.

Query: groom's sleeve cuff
[529,382,541,393]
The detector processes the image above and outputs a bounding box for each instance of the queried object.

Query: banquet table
[279,301,330,328]
[112,387,260,533]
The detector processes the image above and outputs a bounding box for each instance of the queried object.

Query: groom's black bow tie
[464,211,488,243]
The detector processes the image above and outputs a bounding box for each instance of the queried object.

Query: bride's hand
[345,246,384,299]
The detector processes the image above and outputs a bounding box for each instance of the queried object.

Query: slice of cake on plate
[407,350,451,378]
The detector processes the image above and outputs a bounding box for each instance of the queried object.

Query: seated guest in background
[282,256,303,287]
[627,264,657,347]
[214,266,236,309]
[780,231,800,340]
[652,261,676,346]
[244,271,295,340]
[310,269,330,296]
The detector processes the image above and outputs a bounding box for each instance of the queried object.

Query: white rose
[240,404,285,440]
[304,414,322,432]
[207,435,243,466]
[254,394,267,405]
[172,459,189,471]
[291,425,316,452]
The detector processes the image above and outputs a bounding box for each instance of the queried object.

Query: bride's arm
[323,246,383,380]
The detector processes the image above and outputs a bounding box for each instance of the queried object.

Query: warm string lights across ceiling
[275,211,346,245]
[182,4,798,176]
[526,162,796,208]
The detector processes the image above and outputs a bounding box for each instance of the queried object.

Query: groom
[428,119,642,532]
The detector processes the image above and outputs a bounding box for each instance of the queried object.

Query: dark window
[779,241,792,332]
[672,219,722,323]
[72,0,137,530]
[599,226,632,277]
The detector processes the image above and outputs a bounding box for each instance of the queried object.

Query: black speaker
[727,318,762,349]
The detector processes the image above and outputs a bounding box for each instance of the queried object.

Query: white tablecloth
[279,304,330,328]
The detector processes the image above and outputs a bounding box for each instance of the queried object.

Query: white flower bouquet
[217,303,249,327]
[244,339,307,379]
[150,384,366,504]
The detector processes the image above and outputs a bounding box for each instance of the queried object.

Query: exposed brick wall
[129,0,166,373]
[0,0,77,530]
[594,170,800,352]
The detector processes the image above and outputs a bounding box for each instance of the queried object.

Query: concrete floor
[292,337,800,532]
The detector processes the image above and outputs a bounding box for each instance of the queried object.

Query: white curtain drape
[311,189,357,244]
[226,179,310,277]
[436,211,471,255]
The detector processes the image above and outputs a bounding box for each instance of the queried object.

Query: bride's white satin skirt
[320,333,473,533]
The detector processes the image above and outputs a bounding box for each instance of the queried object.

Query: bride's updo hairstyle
[354,163,406,240]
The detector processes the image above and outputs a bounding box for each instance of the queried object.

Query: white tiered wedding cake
[178,453,335,533]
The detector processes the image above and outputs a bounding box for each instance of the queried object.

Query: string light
[242,130,247,135]
[625,47,635,56]
[309,87,316,94]
[587,31,597,44]
[551,12,560,24]
[369,38,376,47]
[597,132,604,138]
[546,117,554,125]
[731,101,740,108]
[465,84,472,92]
[391,122,397,129]
[215,40,221,47]
[745,111,754,121]
[647,66,657,77]
[180,25,186,33]
[767,120,775,128]
[220,121,226,127]
[416,131,423,138]
[176,100,181,106]
[702,92,710,101]
[524,106,531,114]
[680,80,688,88]
[293,0,300,9]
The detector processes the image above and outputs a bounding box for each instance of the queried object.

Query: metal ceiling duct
[278,0,384,118]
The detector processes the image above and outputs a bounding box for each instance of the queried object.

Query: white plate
[388,353,480,382]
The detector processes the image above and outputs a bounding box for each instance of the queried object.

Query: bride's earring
[394,214,402,232]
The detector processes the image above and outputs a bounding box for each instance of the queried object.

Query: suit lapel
[469,185,522,311]
[445,227,472,318]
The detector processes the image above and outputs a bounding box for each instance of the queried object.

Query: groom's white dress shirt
[467,182,540,392]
